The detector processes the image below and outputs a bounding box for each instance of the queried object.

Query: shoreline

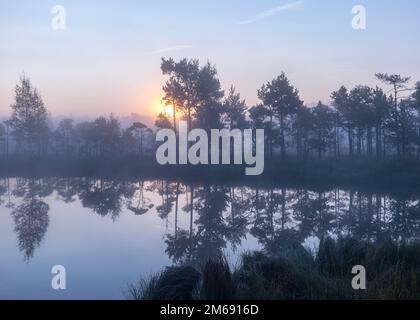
[1,156,419,195]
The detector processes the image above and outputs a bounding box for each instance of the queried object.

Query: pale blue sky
[1,0,419,117]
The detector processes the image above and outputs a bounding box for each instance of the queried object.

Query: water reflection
[1,178,420,264]
[9,179,50,261]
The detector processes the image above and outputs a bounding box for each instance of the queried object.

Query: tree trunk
[174,182,179,239]
[318,129,322,159]
[172,102,177,134]
[280,112,286,160]
[281,188,286,231]
[376,124,381,160]
[348,126,353,157]
[367,127,373,157]
[357,127,362,156]
[269,113,273,159]
[189,185,194,239]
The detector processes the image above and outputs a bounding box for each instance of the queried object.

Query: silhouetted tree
[348,86,374,156]
[332,86,354,157]
[193,62,225,131]
[9,76,50,155]
[161,58,200,131]
[155,112,172,129]
[128,122,151,157]
[53,118,75,155]
[161,58,225,136]
[309,102,334,159]
[249,104,270,156]
[376,73,411,111]
[292,105,313,159]
[0,123,5,157]
[223,86,248,129]
[412,82,420,157]
[372,87,391,159]
[385,98,417,158]
[75,116,122,157]
[258,73,303,159]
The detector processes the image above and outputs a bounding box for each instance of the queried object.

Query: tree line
[1,58,420,161]
[1,76,155,158]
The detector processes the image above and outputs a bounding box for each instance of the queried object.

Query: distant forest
[1,57,420,162]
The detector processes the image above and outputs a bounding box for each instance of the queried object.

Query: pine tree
[9,76,49,155]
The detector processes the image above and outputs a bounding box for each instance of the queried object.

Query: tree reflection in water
[1,178,419,264]
[8,179,50,261]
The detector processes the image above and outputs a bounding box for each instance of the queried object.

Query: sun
[163,104,174,117]
[155,99,174,117]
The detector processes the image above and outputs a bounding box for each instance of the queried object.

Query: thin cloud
[239,1,303,25]
[150,45,193,55]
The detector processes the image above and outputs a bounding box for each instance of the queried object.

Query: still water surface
[0,178,419,299]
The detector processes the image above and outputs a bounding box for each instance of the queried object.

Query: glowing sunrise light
[152,98,173,117]
[163,104,174,117]
[153,98,175,118]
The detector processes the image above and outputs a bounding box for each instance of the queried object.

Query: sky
[0,0,419,120]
